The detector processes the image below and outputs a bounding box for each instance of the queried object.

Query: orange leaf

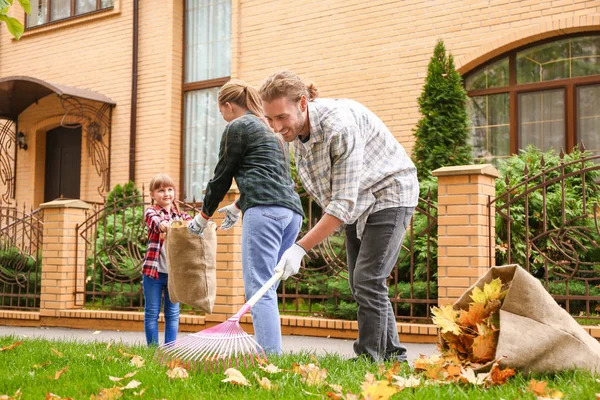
[488,363,515,385]
[471,332,498,363]
[50,349,63,358]
[457,303,487,327]
[54,366,69,380]
[360,380,399,400]
[528,379,548,396]
[0,341,22,352]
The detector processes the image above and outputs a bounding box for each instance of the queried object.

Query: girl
[142,173,192,346]
[188,79,304,355]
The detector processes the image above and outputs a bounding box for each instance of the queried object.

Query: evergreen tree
[413,39,472,181]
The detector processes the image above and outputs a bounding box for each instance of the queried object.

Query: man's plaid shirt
[142,205,191,279]
[294,98,419,238]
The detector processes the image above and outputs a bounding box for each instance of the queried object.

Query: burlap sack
[452,264,600,374]
[165,220,217,313]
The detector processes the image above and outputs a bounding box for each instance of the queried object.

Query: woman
[188,79,304,355]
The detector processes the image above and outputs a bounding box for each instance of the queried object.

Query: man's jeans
[242,205,302,355]
[142,273,180,346]
[345,206,415,361]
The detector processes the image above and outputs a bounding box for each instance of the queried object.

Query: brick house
[0,1,599,340]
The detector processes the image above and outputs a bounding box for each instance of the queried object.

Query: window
[183,0,231,202]
[27,0,114,27]
[465,34,600,165]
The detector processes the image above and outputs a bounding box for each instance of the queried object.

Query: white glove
[188,213,209,236]
[274,243,306,280]
[217,202,241,230]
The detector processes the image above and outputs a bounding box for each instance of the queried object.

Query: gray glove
[217,202,241,230]
[188,213,209,236]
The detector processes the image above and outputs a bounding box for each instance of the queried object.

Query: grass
[1,335,599,399]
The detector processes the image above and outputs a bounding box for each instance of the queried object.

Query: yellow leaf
[258,363,283,374]
[432,305,461,335]
[90,387,122,400]
[54,366,69,380]
[129,356,145,368]
[470,278,504,305]
[293,363,328,386]
[361,380,399,400]
[459,367,488,385]
[253,373,277,390]
[121,380,141,390]
[50,349,63,358]
[0,341,23,352]
[165,367,189,380]
[391,375,421,388]
[222,368,250,386]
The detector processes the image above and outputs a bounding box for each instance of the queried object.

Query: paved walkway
[0,325,437,363]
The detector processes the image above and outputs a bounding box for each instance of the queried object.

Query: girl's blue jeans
[142,273,180,346]
[241,205,302,355]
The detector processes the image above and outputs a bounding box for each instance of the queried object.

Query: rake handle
[247,269,284,307]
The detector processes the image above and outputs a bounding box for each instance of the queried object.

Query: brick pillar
[39,199,91,317]
[432,164,499,306]
[207,187,245,324]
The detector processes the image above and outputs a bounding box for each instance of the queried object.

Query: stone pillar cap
[432,164,499,178]
[39,199,91,209]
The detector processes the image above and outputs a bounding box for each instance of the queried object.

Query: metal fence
[0,201,43,310]
[489,146,600,320]
[279,192,438,322]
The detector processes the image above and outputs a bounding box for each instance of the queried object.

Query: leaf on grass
[106,343,112,351]
[222,368,250,386]
[53,366,68,380]
[258,363,283,374]
[0,341,22,352]
[165,367,189,380]
[121,380,141,390]
[383,362,403,382]
[129,356,145,368]
[487,360,515,385]
[90,387,122,400]
[86,353,96,360]
[109,376,122,382]
[123,371,137,379]
[50,349,63,358]
[44,394,73,400]
[0,388,21,400]
[253,373,277,390]
[391,375,421,389]
[293,363,328,386]
[459,367,488,386]
[133,388,145,397]
[471,332,498,363]
[457,303,487,327]
[360,379,399,400]
[432,305,461,335]
[33,361,52,369]
[165,359,190,370]
[527,379,564,399]
[110,371,138,382]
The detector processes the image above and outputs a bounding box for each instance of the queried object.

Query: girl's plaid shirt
[142,204,192,279]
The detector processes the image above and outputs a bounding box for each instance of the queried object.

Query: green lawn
[0,335,599,399]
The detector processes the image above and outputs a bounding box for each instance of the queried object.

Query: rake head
[155,307,267,372]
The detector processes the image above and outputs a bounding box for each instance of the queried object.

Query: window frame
[25,0,114,29]
[465,33,600,157]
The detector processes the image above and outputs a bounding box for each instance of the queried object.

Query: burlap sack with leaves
[452,264,600,374]
[165,220,217,313]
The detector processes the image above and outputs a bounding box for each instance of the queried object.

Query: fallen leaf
[109,376,122,382]
[253,373,277,390]
[258,363,283,374]
[86,353,96,360]
[391,375,421,388]
[133,389,145,397]
[33,361,52,369]
[0,341,23,352]
[124,371,137,379]
[106,343,112,351]
[165,367,189,380]
[130,356,145,368]
[459,367,488,386]
[487,361,515,385]
[0,388,21,400]
[53,366,68,380]
[90,387,122,400]
[44,394,73,400]
[528,379,548,396]
[222,368,250,386]
[361,379,399,400]
[293,363,328,386]
[121,380,141,390]
[432,305,461,335]
[50,349,63,358]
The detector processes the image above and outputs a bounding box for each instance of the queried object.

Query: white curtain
[183,0,231,202]
[76,0,96,14]
[185,0,231,83]
[50,0,71,21]
[183,89,228,202]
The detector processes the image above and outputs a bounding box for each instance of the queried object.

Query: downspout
[129,0,139,182]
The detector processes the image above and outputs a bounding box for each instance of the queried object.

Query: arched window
[465,34,600,164]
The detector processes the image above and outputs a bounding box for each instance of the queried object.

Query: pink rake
[155,270,284,372]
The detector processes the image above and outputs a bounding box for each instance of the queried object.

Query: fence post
[207,187,246,325]
[432,164,499,306]
[39,199,91,317]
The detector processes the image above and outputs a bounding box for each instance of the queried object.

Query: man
[259,70,419,363]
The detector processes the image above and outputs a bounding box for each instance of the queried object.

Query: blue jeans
[346,206,415,361]
[241,205,302,355]
[142,273,180,346]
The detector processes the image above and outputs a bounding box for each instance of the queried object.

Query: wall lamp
[17,131,28,151]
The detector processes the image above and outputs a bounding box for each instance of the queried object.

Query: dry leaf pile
[432,277,510,366]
